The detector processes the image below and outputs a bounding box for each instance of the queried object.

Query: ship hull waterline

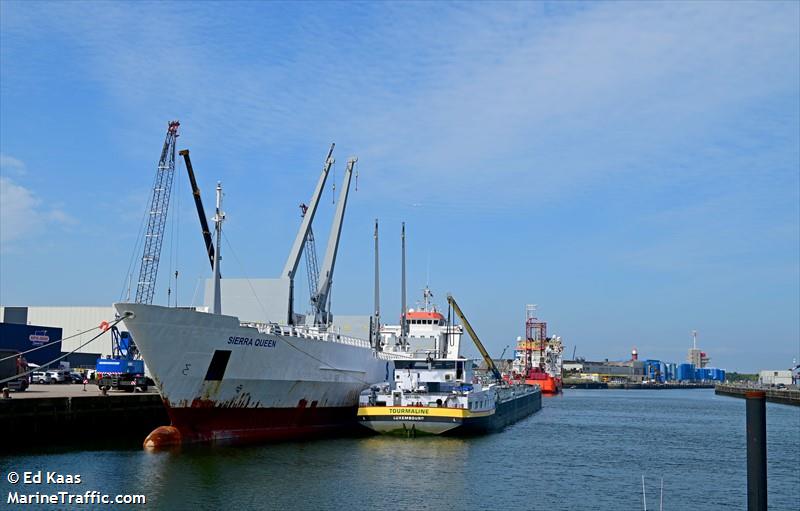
[114,303,393,447]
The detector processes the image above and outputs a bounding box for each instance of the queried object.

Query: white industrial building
[1,306,127,357]
[758,370,793,386]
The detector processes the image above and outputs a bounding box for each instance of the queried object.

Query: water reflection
[2,390,798,511]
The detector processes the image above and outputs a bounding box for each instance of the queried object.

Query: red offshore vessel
[509,305,563,394]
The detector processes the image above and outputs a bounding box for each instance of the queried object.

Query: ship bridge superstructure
[379,287,463,358]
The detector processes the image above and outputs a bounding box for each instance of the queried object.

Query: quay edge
[715,384,799,406]
[0,391,168,450]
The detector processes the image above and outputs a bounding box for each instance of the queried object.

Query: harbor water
[2,389,798,510]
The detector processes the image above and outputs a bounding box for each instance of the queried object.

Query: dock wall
[563,381,714,390]
[715,384,799,406]
[0,393,168,450]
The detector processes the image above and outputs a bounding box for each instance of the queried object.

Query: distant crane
[134,121,180,305]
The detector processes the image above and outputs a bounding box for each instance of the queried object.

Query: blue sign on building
[0,322,63,366]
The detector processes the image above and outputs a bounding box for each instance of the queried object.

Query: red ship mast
[525,304,547,374]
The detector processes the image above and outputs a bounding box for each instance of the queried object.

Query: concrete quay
[715,384,800,406]
[0,384,168,450]
[563,380,715,390]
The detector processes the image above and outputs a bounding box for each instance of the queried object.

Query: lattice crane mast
[134,120,180,305]
[299,203,321,309]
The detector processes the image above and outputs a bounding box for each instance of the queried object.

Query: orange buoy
[99,321,110,332]
[143,425,182,450]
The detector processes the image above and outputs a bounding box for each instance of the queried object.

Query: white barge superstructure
[357,293,541,436]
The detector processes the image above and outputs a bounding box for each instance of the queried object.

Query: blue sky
[1,1,798,372]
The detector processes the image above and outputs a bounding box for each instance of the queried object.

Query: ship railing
[240,321,373,349]
[240,323,431,359]
[377,350,413,360]
[325,332,372,349]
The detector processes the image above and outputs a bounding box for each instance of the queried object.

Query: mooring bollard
[746,390,767,511]
[2,387,10,399]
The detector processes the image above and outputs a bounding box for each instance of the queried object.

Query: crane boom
[447,294,502,381]
[313,157,356,326]
[134,121,180,305]
[178,149,215,271]
[283,143,335,324]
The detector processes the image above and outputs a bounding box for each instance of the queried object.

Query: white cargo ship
[117,302,396,445]
[118,146,405,447]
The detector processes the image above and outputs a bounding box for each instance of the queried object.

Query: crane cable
[0,315,129,386]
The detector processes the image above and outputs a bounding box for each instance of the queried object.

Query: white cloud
[4,1,790,208]
[0,175,40,245]
[0,154,26,175]
[0,159,73,249]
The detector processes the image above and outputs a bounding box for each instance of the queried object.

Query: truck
[95,326,147,392]
[0,349,30,392]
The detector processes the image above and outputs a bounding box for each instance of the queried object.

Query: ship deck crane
[179,149,215,271]
[282,144,335,325]
[312,157,357,326]
[134,120,180,305]
[447,295,502,381]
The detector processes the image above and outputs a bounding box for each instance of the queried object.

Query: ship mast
[210,182,225,315]
[400,222,408,348]
[373,218,381,347]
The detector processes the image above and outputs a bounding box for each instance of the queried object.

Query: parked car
[47,369,69,384]
[32,371,53,384]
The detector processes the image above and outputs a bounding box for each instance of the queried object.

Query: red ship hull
[524,375,562,395]
[145,401,360,448]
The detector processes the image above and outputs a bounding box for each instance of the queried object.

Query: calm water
[2,389,798,510]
